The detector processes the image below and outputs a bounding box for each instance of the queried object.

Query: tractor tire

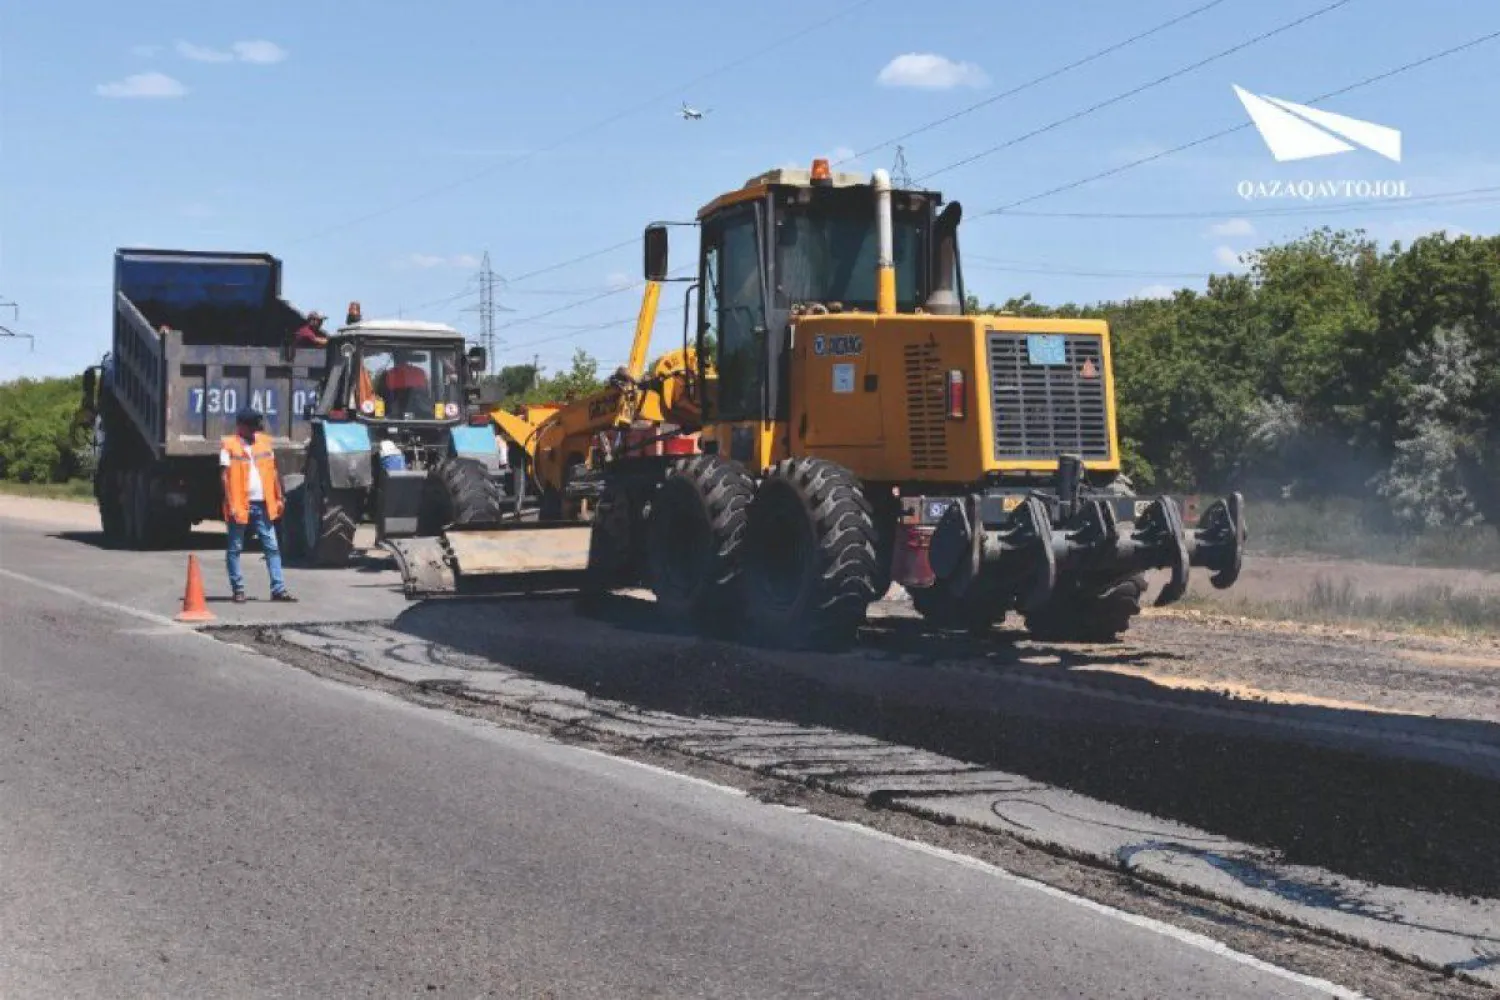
[584,480,648,595]
[303,458,358,567]
[443,457,503,527]
[742,458,880,651]
[645,455,754,625]
[280,474,307,561]
[910,576,1004,634]
[419,457,503,535]
[1023,573,1147,643]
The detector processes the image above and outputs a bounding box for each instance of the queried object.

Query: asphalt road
[0,508,1350,998]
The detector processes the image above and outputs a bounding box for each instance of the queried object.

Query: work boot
[270,590,298,603]
[233,591,247,604]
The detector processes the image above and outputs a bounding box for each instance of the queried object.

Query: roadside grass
[1246,499,1500,571]
[0,478,94,503]
[1182,574,1500,637]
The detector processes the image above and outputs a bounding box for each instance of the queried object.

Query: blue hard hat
[235,405,264,426]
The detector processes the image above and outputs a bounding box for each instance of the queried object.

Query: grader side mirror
[81,367,97,407]
[644,224,669,282]
[467,345,487,374]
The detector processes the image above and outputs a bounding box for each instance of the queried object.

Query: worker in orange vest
[221,406,296,603]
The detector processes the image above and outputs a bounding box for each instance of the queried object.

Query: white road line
[560,737,1365,998]
[0,566,206,634]
[0,564,1365,995]
[806,814,1367,999]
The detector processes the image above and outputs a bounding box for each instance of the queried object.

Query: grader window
[708,206,768,421]
[776,197,925,311]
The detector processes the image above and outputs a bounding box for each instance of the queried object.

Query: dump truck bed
[109,248,322,459]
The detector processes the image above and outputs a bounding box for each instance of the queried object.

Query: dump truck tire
[97,466,125,547]
[646,455,754,624]
[1023,573,1146,643]
[910,577,1003,633]
[742,458,879,651]
[442,457,503,527]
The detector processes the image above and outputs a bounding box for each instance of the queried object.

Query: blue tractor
[283,319,512,567]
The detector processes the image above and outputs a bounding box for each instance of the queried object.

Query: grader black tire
[1023,573,1147,643]
[646,455,754,626]
[585,481,646,595]
[742,458,880,651]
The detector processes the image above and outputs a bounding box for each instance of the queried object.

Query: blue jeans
[227,501,286,596]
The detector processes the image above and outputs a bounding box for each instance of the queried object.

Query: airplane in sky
[678,102,709,121]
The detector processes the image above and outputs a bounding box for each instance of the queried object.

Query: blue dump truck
[79,248,325,548]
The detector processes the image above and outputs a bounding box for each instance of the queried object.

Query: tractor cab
[287,319,509,567]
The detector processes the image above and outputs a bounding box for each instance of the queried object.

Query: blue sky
[3,0,1497,380]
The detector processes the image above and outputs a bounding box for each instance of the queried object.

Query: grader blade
[385,524,594,598]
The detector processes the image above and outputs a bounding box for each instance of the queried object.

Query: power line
[289,0,878,246]
[917,0,1355,184]
[980,27,1500,217]
[991,185,1500,220]
[965,255,1213,279]
[834,0,1232,168]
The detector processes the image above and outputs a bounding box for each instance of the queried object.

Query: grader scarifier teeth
[930,487,1249,614]
[1187,491,1248,590]
[929,494,1058,611]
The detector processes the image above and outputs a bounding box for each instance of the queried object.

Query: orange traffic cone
[175,553,216,623]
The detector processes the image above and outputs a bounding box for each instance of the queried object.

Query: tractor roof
[333,319,465,341]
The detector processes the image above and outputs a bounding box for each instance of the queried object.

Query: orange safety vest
[221,431,284,524]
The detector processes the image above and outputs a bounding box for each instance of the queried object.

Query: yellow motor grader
[394,159,1246,648]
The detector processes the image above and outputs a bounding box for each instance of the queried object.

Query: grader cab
[397,159,1247,649]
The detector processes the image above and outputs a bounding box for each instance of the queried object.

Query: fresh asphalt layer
[1,512,1348,999]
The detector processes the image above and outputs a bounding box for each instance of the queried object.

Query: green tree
[0,375,91,483]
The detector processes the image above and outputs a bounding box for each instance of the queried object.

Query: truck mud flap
[384,524,594,599]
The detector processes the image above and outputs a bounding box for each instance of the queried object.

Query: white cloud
[450,253,482,270]
[176,40,235,63]
[131,44,162,58]
[1208,218,1255,238]
[1214,245,1247,270]
[1135,284,1177,300]
[232,40,288,64]
[96,72,187,99]
[177,39,288,64]
[604,271,632,290]
[877,53,989,90]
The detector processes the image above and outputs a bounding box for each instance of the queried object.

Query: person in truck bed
[292,311,328,349]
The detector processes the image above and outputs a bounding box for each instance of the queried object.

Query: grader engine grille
[987,331,1111,462]
[904,343,949,471]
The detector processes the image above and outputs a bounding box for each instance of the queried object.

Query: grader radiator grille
[987,331,1111,462]
[904,343,948,471]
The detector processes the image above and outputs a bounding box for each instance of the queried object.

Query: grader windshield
[698,172,952,422]
[775,186,929,312]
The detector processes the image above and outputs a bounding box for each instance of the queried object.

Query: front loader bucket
[384,523,594,598]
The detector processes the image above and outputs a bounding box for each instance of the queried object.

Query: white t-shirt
[220,440,265,502]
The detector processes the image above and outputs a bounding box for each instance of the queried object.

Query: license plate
[1026,334,1067,366]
